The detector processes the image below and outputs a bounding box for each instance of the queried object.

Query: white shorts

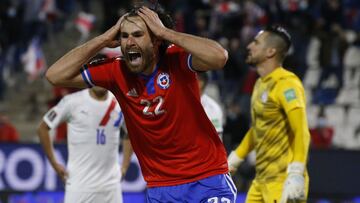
[64,185,122,203]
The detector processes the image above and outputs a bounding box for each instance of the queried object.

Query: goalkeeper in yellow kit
[228,25,310,203]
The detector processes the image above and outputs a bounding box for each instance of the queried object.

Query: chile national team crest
[157,73,171,89]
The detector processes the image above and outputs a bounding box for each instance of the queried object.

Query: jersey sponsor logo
[157,73,170,89]
[284,88,296,102]
[47,110,57,122]
[127,88,139,97]
[261,91,268,103]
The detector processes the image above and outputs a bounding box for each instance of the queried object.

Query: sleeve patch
[284,88,297,102]
[46,110,57,122]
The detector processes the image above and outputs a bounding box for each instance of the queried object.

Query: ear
[155,38,162,46]
[266,48,277,58]
[152,37,162,48]
[150,37,162,55]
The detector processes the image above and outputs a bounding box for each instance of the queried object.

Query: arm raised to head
[137,6,228,71]
[46,16,124,88]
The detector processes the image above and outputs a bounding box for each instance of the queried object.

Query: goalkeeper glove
[227,151,244,174]
[280,162,306,203]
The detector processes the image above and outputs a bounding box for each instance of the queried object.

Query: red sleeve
[167,45,197,74]
[80,58,120,90]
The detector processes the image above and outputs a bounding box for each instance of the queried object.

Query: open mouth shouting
[127,49,143,67]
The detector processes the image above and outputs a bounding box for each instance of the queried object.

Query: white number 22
[140,96,165,116]
[208,197,231,203]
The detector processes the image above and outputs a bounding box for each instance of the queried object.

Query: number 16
[96,129,106,145]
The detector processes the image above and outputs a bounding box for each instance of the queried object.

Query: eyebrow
[132,30,144,35]
[121,30,144,35]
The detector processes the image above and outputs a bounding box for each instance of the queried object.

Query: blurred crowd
[1,0,360,150]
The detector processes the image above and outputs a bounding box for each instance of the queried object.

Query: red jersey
[81,45,228,187]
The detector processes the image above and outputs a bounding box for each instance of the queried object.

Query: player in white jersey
[197,72,224,140]
[37,87,132,203]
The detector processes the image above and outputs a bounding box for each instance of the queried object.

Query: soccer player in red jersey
[46,3,236,202]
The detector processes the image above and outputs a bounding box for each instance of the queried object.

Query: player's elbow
[45,68,62,86]
[37,122,45,137]
[214,49,228,70]
[37,121,50,138]
[37,127,43,139]
[46,69,57,85]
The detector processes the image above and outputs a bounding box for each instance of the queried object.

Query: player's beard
[245,52,256,66]
[125,48,156,74]
[245,52,264,66]
[125,59,144,74]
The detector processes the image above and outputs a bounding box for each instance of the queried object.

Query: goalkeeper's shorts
[245,176,309,203]
[146,174,237,203]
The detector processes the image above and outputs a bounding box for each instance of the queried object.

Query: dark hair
[127,1,175,57]
[89,53,108,65]
[264,25,292,52]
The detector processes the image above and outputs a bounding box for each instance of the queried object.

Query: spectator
[315,21,348,92]
[197,72,225,140]
[0,114,19,142]
[310,106,334,149]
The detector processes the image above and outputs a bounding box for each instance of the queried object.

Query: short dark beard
[245,56,255,66]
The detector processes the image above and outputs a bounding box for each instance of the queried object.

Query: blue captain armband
[187,54,196,72]
[81,64,95,88]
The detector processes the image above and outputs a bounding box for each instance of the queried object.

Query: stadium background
[0,0,360,202]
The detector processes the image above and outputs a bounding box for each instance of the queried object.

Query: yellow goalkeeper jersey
[250,67,306,182]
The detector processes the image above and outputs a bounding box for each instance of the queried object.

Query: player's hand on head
[137,6,166,38]
[280,162,306,203]
[102,14,128,48]
[54,163,68,182]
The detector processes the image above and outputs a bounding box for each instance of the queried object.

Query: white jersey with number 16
[43,89,125,192]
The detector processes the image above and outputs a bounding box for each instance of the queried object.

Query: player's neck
[89,90,108,101]
[257,60,282,78]
[141,56,159,76]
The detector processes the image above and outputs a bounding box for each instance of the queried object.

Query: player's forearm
[46,35,108,87]
[37,122,58,167]
[234,128,255,159]
[121,138,133,171]
[288,108,310,163]
[160,28,228,71]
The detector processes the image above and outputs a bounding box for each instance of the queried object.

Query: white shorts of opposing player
[64,184,122,203]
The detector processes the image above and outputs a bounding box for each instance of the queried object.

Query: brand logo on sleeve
[157,73,170,89]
